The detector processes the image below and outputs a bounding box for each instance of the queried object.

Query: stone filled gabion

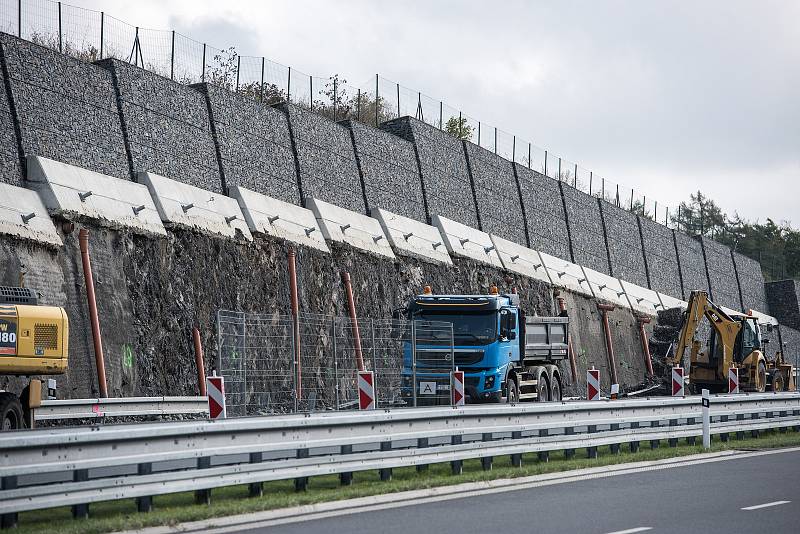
[674,232,710,298]
[599,201,649,287]
[766,280,800,330]
[197,83,299,204]
[277,103,364,214]
[342,119,425,221]
[0,50,21,186]
[560,183,610,274]
[638,216,683,298]
[779,325,800,364]
[463,141,527,246]
[380,117,479,228]
[513,163,571,261]
[98,58,222,192]
[0,34,129,182]
[700,236,742,310]
[733,251,768,312]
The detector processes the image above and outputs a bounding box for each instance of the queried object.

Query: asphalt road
[239,449,800,534]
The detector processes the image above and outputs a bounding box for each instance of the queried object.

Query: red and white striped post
[728,367,739,394]
[587,368,600,401]
[206,374,226,420]
[672,366,685,397]
[451,370,465,406]
[358,371,375,410]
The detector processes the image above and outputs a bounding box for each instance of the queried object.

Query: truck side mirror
[508,331,517,340]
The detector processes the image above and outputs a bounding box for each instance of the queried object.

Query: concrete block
[700,236,742,310]
[306,198,394,260]
[490,235,551,285]
[27,156,165,237]
[230,186,328,253]
[620,279,662,315]
[599,201,649,288]
[373,208,450,265]
[431,215,502,268]
[513,164,571,260]
[732,251,767,312]
[560,183,610,274]
[139,172,251,240]
[538,251,594,298]
[0,183,62,246]
[581,266,629,308]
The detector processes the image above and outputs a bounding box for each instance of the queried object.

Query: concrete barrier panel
[490,234,551,284]
[732,251,768,312]
[560,183,611,275]
[307,198,394,260]
[0,183,62,246]
[140,172,251,240]
[620,279,662,315]
[599,200,649,288]
[674,232,710,299]
[432,215,503,268]
[381,117,479,228]
[513,164,571,261]
[0,34,129,182]
[28,156,165,237]
[581,266,629,308]
[373,208,450,265]
[700,236,742,310]
[538,251,594,298]
[464,142,527,245]
[638,215,682,299]
[343,120,426,222]
[230,186,328,253]
[657,292,687,312]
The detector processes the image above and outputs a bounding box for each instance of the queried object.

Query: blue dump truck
[400,287,569,404]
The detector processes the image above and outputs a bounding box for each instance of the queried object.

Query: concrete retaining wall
[599,200,649,288]
[700,236,743,310]
[560,183,610,274]
[513,164,571,261]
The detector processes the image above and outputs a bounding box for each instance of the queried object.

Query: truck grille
[34,323,59,350]
[415,350,484,367]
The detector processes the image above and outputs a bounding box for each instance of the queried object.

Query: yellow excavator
[668,290,794,393]
[0,286,69,430]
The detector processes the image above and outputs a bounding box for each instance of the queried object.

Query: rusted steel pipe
[636,316,654,377]
[556,295,578,383]
[288,248,301,397]
[193,327,207,396]
[597,303,619,386]
[79,228,108,398]
[340,271,365,372]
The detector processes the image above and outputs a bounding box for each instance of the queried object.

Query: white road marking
[605,528,652,534]
[741,500,790,511]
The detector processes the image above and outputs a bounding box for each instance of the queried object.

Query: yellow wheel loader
[668,290,794,394]
[0,286,68,430]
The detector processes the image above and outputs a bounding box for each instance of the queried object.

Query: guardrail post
[650,419,660,449]
[629,422,640,452]
[668,418,678,447]
[793,409,800,432]
[71,469,90,518]
[687,417,696,445]
[136,463,153,512]
[736,413,745,440]
[587,425,598,459]
[339,445,353,485]
[609,424,620,454]
[719,415,729,442]
[538,429,549,462]
[564,427,575,459]
[450,435,463,475]
[750,412,760,438]
[248,453,263,497]
[295,449,309,491]
[379,442,392,481]
[1,476,18,528]
[481,433,493,470]
[779,411,787,433]
[511,430,523,467]
[416,438,428,472]
[702,389,711,449]
[195,458,212,504]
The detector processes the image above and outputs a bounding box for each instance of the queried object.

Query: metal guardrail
[1,393,798,524]
[31,396,209,422]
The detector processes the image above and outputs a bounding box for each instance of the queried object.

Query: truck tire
[0,393,24,431]
[757,361,767,393]
[771,370,786,392]
[550,373,562,402]
[536,369,549,402]
[505,376,519,404]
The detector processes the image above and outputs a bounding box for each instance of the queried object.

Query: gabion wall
[733,251,768,312]
[0,45,21,186]
[278,103,364,213]
[638,215,683,298]
[197,83,299,204]
[342,119,425,221]
[674,232,710,298]
[560,183,610,274]
[463,141,527,246]
[0,34,129,181]
[599,201,649,288]
[98,59,222,192]
[381,117,479,228]
[700,236,743,310]
[513,164,572,261]
[766,280,800,330]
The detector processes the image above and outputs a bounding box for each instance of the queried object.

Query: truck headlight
[484,375,495,389]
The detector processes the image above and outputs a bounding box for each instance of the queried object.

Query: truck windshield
[415,311,497,346]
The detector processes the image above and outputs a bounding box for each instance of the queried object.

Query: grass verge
[14,430,800,534]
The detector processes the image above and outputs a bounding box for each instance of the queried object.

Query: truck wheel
[0,393,24,431]
[757,362,767,393]
[771,370,786,392]
[536,372,550,402]
[550,374,562,402]
[505,376,519,404]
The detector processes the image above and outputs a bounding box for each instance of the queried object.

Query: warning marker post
[702,388,711,449]
[587,368,600,401]
[672,366,685,397]
[728,367,739,394]
[452,370,465,407]
[206,374,226,420]
[358,371,376,410]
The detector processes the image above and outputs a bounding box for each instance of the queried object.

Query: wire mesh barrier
[216,310,454,416]
[0,0,681,233]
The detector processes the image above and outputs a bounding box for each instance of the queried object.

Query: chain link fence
[216,310,454,416]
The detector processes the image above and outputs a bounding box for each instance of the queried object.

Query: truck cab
[400,287,568,404]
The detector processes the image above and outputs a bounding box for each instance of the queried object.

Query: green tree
[671,191,727,237]
[444,116,474,140]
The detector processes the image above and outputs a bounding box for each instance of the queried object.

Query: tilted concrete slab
[306,198,394,260]
[0,183,62,246]
[27,156,166,237]
[230,186,328,253]
[538,251,594,298]
[619,279,662,315]
[373,208,450,265]
[139,172,251,241]
[657,292,688,312]
[490,235,551,284]
[431,215,503,269]
[748,309,778,326]
[581,266,629,308]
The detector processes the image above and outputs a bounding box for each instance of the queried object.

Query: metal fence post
[309,75,313,111]
[439,101,443,129]
[201,43,206,82]
[544,150,548,175]
[528,143,531,169]
[57,2,62,53]
[235,56,240,92]
[494,127,497,154]
[558,157,562,180]
[286,66,291,102]
[17,0,21,37]
[375,74,379,126]
[259,57,264,102]
[170,30,175,80]
[99,12,104,59]
[512,136,516,162]
[477,122,481,146]
[411,320,417,408]
[333,76,337,120]
[396,82,400,117]
[356,89,361,121]
[574,163,578,187]
[589,171,593,195]
[371,319,378,406]
[458,111,463,139]
[332,318,339,410]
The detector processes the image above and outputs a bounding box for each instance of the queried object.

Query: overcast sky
[68,0,799,225]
